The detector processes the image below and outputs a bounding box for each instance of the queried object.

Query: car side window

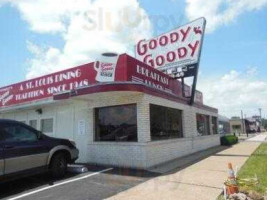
[3,124,38,142]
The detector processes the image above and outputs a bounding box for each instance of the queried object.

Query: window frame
[40,117,55,135]
[94,104,138,142]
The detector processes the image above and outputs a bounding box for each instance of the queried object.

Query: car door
[0,130,4,176]
[2,122,49,174]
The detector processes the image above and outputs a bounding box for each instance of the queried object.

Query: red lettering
[156,55,165,66]
[166,51,175,62]
[159,35,168,46]
[170,32,179,43]
[177,47,187,59]
[149,39,157,49]
[188,41,199,57]
[180,26,191,42]
[136,39,147,56]
[144,54,154,67]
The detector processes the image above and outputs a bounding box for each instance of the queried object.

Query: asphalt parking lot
[0,165,160,200]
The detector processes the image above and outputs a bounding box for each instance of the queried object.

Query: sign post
[189,21,206,105]
[135,17,206,105]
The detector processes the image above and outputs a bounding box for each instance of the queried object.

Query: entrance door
[2,122,48,174]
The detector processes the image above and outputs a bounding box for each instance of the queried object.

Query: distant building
[229,116,261,134]
[218,115,230,135]
[230,117,245,135]
[247,117,260,132]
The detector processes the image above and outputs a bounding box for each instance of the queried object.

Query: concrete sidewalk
[246,133,267,142]
[106,137,263,200]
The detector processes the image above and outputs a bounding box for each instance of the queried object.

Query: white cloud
[26,42,63,78]
[5,0,152,78]
[185,0,267,33]
[8,0,74,33]
[198,68,267,118]
[246,66,258,76]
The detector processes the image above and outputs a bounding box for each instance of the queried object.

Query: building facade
[0,54,220,169]
[218,115,230,135]
[229,117,246,135]
[230,116,261,135]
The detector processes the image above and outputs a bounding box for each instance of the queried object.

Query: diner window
[29,119,38,129]
[150,104,183,140]
[196,114,210,136]
[41,118,54,133]
[212,117,218,134]
[95,104,137,142]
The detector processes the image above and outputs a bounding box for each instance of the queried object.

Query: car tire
[50,152,67,178]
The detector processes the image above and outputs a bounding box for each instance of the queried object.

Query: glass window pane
[95,104,137,142]
[150,104,183,140]
[3,125,37,142]
[41,118,53,133]
[196,114,210,136]
[29,120,38,129]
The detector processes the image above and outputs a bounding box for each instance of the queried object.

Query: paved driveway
[0,166,159,200]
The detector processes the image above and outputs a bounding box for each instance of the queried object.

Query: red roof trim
[54,82,218,113]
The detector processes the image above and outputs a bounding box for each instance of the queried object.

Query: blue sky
[0,5,27,85]
[140,0,267,80]
[0,0,267,117]
[0,4,64,86]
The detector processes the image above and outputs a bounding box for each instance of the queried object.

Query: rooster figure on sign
[193,26,202,35]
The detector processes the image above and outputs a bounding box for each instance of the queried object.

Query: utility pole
[264,114,266,129]
[241,110,247,137]
[264,114,266,128]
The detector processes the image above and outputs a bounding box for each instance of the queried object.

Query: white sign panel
[78,120,86,135]
[94,53,119,82]
[135,18,206,71]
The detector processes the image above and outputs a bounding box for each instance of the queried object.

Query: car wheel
[50,152,67,178]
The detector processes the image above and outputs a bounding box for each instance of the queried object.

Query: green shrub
[220,135,238,146]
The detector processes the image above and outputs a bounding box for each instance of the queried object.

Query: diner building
[0,54,219,169]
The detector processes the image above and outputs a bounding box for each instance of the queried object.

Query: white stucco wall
[0,101,90,163]
[0,91,220,169]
